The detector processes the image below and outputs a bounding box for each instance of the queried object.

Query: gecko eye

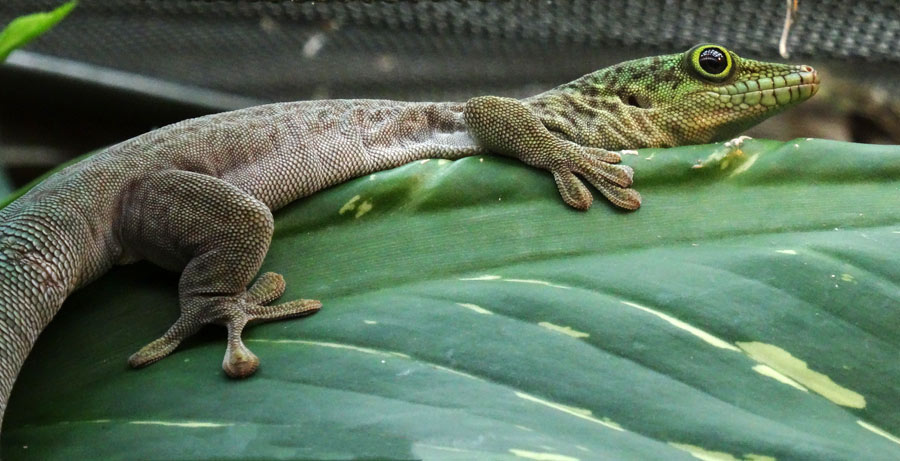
[699,48,727,74]
[688,44,734,81]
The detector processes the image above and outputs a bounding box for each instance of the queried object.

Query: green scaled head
[547,44,819,149]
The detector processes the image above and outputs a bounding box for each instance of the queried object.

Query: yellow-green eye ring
[689,44,733,81]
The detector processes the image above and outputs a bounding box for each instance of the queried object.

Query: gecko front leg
[464,96,641,210]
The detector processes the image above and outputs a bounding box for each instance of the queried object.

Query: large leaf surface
[3,138,899,460]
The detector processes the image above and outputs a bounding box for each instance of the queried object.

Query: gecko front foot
[464,96,641,211]
[128,272,321,378]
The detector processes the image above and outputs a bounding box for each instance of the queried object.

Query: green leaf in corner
[0,1,76,62]
[2,138,900,460]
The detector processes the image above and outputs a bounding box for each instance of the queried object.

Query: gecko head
[577,44,819,147]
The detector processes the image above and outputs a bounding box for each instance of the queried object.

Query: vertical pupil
[698,49,727,74]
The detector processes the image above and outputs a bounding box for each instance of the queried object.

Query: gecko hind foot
[128,272,321,378]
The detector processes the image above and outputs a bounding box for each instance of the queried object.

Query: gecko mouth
[706,67,819,110]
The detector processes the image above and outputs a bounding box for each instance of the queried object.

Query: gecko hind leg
[122,170,320,378]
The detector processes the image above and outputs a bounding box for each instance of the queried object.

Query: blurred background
[1,0,899,195]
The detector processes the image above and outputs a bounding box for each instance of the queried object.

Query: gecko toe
[128,314,199,369]
[223,337,260,378]
[552,170,593,210]
[244,272,286,305]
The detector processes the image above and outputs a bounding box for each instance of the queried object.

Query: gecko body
[0,45,818,432]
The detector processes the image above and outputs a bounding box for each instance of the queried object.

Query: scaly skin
[0,45,818,433]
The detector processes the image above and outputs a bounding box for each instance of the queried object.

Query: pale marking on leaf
[737,341,866,408]
[515,392,623,432]
[368,174,377,181]
[620,149,639,156]
[354,200,373,218]
[430,364,480,381]
[456,302,493,315]
[621,301,740,351]
[248,338,410,359]
[459,275,502,281]
[576,445,590,452]
[745,455,776,461]
[515,425,534,432]
[505,278,571,289]
[437,159,449,165]
[669,443,739,461]
[752,365,808,392]
[840,273,856,283]
[508,448,579,461]
[419,159,430,164]
[857,420,900,446]
[645,153,656,160]
[363,320,377,325]
[338,194,360,215]
[130,420,232,428]
[538,321,589,339]
[892,231,900,234]
[71,419,112,424]
[459,274,570,289]
[775,249,798,255]
[729,153,759,177]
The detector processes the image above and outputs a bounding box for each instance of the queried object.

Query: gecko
[0,44,818,432]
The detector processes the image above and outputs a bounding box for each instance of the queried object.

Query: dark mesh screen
[2,0,899,102]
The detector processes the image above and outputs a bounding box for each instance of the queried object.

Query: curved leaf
[3,138,899,460]
[0,1,76,62]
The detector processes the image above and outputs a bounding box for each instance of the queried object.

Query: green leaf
[0,1,76,62]
[0,169,11,198]
[3,138,899,460]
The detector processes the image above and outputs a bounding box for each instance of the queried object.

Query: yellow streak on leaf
[130,420,232,428]
[429,364,480,381]
[514,392,623,432]
[459,275,502,281]
[730,153,759,176]
[456,302,493,315]
[857,420,900,446]
[775,249,798,255]
[354,200,373,218]
[621,301,740,351]
[505,278,571,289]
[508,449,579,461]
[248,338,409,359]
[669,443,739,461]
[538,322,589,339]
[737,341,865,408]
[338,195,360,215]
[752,365,808,392]
[745,455,776,461]
[459,275,570,289]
